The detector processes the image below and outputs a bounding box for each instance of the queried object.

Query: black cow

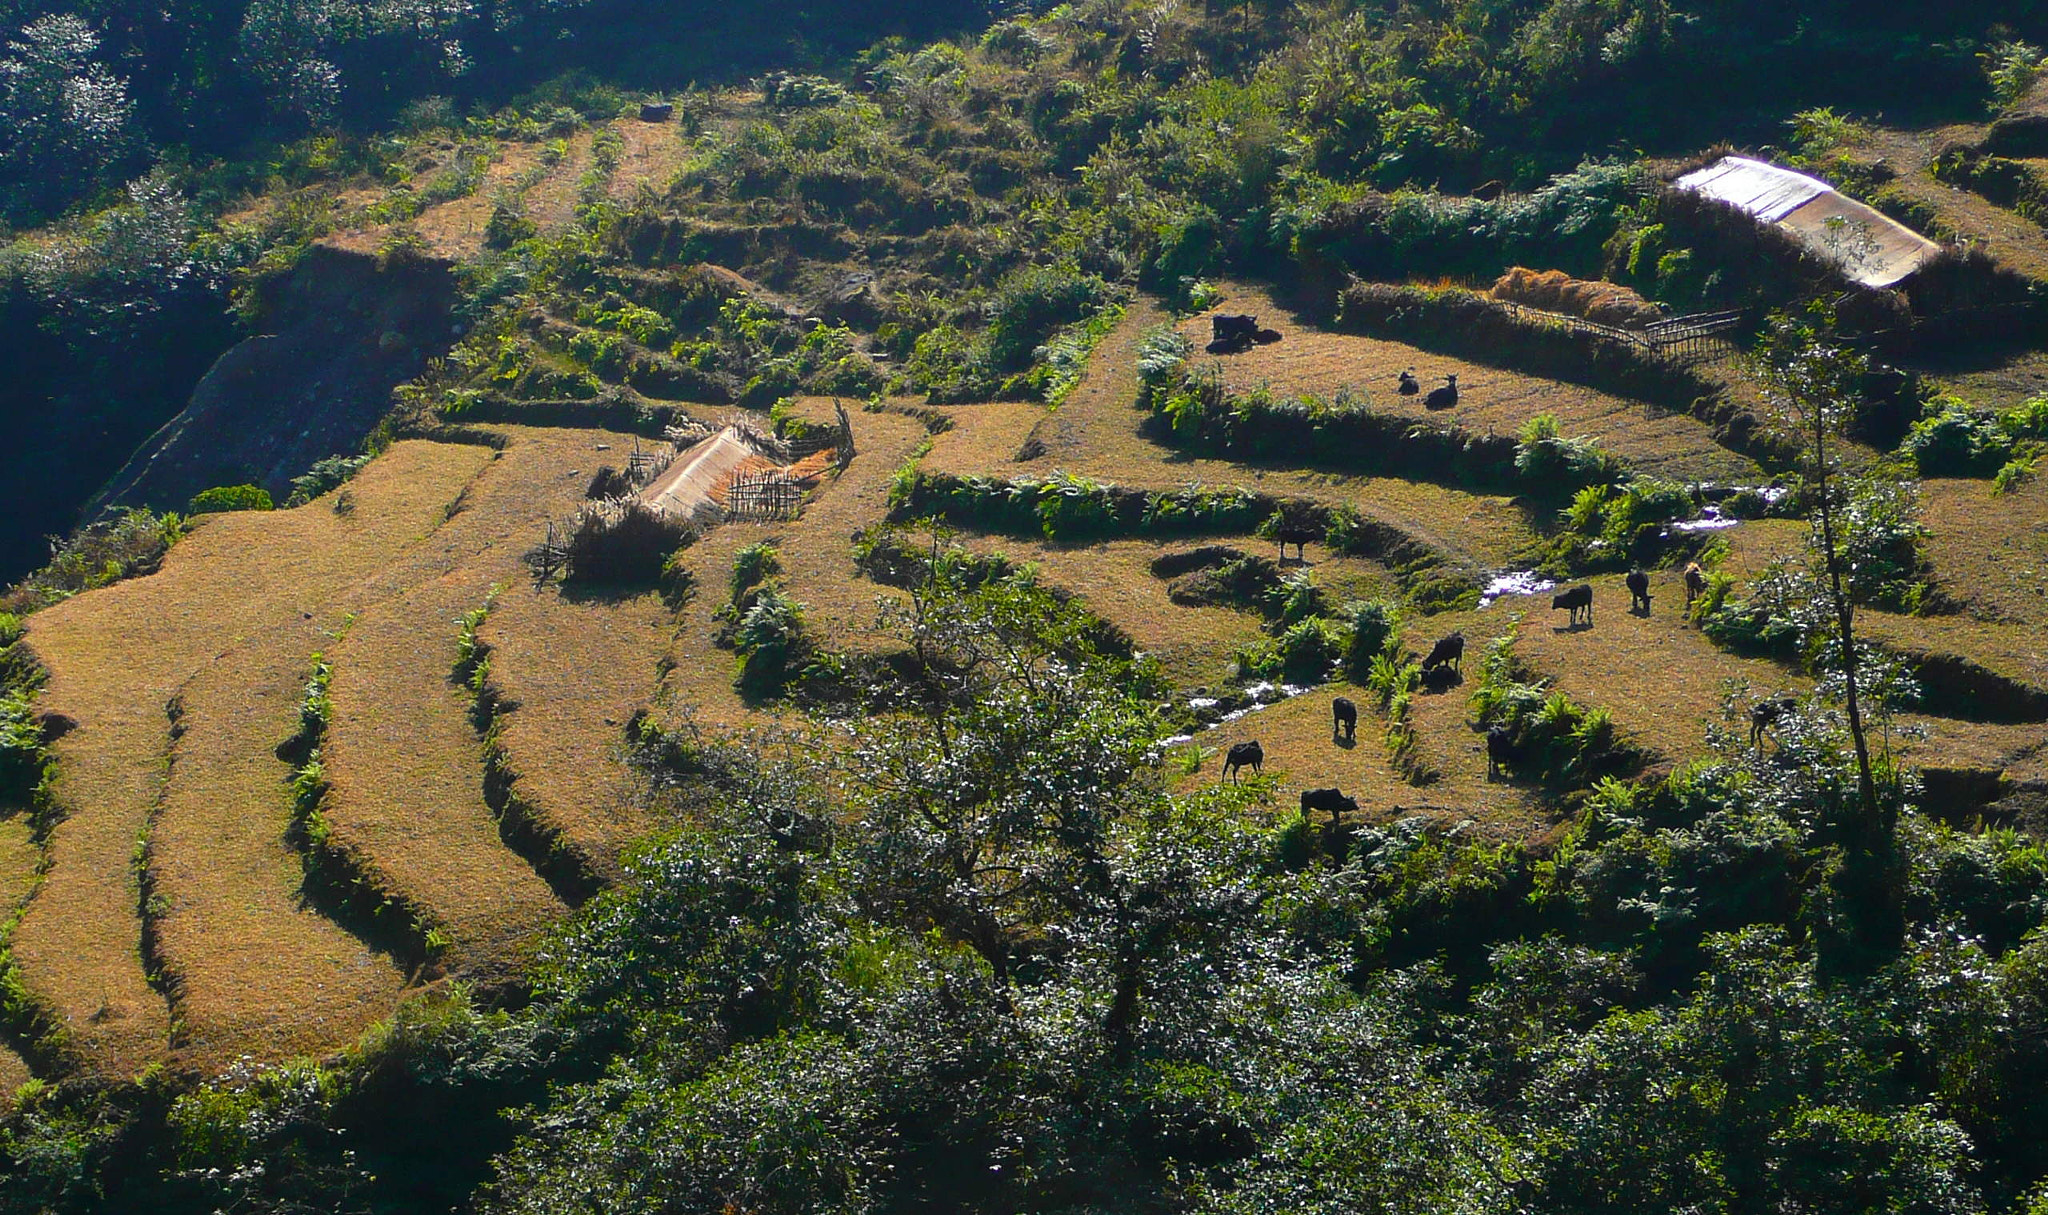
[1212,314,1259,342]
[1684,562,1708,609]
[1301,787,1358,822]
[1424,374,1459,410]
[1485,724,1514,780]
[1552,583,1594,626]
[1223,740,1264,782]
[1332,696,1358,742]
[1396,369,1420,395]
[1749,697,1798,750]
[1626,568,1651,614]
[1421,631,1465,673]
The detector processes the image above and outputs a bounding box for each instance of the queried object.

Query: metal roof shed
[1672,155,1941,288]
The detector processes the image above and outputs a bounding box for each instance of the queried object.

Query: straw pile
[1489,268,1664,328]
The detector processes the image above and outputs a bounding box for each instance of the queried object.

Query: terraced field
[13,98,2048,1090]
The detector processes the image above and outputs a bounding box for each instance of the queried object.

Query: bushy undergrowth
[892,468,1270,543]
[0,509,183,615]
[1468,624,1641,786]
[1901,394,2048,478]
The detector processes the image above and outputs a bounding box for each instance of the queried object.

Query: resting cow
[1212,313,1259,342]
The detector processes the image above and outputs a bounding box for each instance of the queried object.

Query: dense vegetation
[4,0,2048,1211]
[4,553,2048,1213]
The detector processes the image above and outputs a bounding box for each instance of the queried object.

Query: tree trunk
[1811,413,1880,823]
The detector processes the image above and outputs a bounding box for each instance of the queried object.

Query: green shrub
[2001,395,2048,440]
[1901,400,2017,477]
[1,509,184,613]
[1032,472,1119,541]
[483,203,537,250]
[1238,616,1346,684]
[286,454,372,506]
[188,485,275,514]
[1345,599,1400,681]
[732,585,810,694]
[1514,414,1625,494]
[1469,624,1637,786]
[1994,455,2039,495]
[730,542,784,606]
[983,264,1120,371]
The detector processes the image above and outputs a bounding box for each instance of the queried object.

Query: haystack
[1489,268,1665,329]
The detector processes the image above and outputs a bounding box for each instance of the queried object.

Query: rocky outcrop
[92,244,457,512]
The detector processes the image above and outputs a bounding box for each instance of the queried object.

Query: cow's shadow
[1552,618,1594,633]
[1331,730,1357,750]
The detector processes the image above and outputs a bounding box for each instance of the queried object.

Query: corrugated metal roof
[1673,155,1942,288]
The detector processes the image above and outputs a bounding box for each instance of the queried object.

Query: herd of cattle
[1195,307,1790,819]
[1217,562,1795,821]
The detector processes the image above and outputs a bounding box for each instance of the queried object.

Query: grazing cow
[1749,697,1798,751]
[1420,631,1465,673]
[1301,787,1358,822]
[1485,725,1514,780]
[1552,583,1594,626]
[1424,374,1459,410]
[1396,369,1420,395]
[1223,740,1264,782]
[1684,562,1708,609]
[1332,696,1358,742]
[1626,568,1652,614]
[1212,313,1259,342]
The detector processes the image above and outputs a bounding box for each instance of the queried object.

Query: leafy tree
[1753,305,1903,972]
[0,13,139,220]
